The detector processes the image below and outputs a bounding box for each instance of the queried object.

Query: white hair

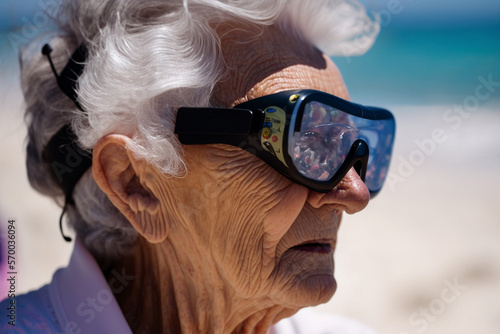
[23,0,379,259]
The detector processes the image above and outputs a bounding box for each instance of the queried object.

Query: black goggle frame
[175,89,395,196]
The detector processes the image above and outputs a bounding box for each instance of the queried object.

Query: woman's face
[173,144,368,308]
[155,27,370,308]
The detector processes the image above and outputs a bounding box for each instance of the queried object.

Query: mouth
[290,240,333,254]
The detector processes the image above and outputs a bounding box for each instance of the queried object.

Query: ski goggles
[175,89,395,196]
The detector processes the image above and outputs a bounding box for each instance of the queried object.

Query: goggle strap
[42,124,93,200]
[42,44,87,111]
[42,43,90,242]
[175,107,263,137]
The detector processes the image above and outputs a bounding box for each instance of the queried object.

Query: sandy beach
[1,61,500,334]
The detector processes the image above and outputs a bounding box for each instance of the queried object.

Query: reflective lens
[289,101,395,192]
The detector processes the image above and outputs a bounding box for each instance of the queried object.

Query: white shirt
[0,239,377,334]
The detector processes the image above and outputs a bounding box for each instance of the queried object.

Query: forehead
[212,25,349,107]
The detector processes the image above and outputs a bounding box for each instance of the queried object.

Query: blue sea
[333,22,500,107]
[1,22,499,108]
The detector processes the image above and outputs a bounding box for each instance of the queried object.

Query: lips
[290,240,333,254]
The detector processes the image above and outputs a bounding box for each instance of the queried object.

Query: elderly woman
[1,0,395,333]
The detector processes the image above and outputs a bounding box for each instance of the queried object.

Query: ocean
[333,22,500,107]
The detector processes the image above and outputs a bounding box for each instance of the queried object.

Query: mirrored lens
[289,101,395,192]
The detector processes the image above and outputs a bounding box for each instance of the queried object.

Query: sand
[1,67,500,333]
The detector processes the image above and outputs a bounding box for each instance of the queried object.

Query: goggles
[175,89,395,196]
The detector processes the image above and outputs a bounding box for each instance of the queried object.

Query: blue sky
[1,0,500,31]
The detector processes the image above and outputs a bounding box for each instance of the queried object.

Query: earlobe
[92,134,166,243]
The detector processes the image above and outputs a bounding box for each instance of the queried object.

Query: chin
[291,272,337,306]
[273,251,337,307]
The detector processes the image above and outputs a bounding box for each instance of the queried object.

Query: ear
[92,134,167,243]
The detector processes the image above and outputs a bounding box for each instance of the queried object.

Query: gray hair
[23,0,379,259]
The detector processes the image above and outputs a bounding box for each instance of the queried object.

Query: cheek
[261,184,309,243]
[208,158,308,296]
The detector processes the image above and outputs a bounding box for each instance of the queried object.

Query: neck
[106,237,298,333]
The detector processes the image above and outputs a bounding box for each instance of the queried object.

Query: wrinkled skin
[92,25,370,333]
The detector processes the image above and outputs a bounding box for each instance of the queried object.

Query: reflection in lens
[289,100,395,192]
[293,124,357,181]
[291,101,355,181]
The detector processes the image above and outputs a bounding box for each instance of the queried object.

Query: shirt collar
[48,238,133,333]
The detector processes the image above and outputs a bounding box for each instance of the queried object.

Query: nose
[306,167,370,214]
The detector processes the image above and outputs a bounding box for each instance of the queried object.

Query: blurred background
[0,0,499,333]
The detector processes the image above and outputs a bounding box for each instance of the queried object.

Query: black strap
[42,124,92,203]
[41,44,90,242]
[42,44,87,110]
